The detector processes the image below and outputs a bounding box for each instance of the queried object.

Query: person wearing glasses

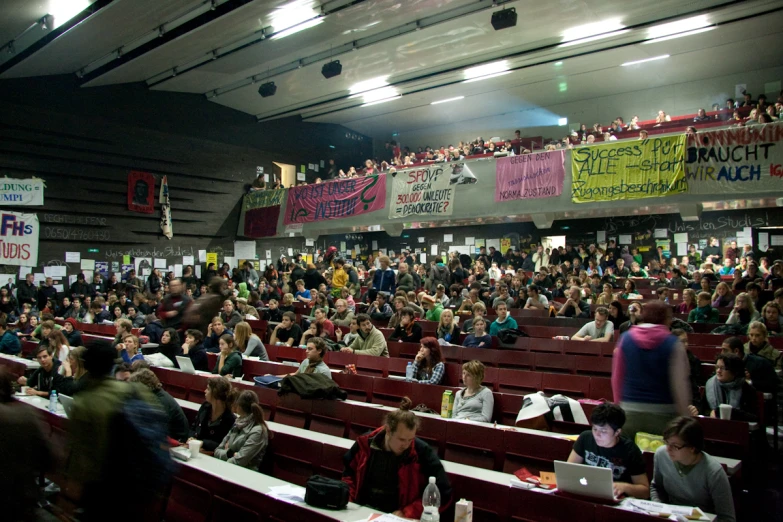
[688,353,758,422]
[651,417,735,522]
[567,403,649,499]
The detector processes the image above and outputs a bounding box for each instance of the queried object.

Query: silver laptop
[59,394,74,418]
[176,356,196,374]
[554,460,617,502]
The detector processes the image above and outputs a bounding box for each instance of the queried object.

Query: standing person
[214,390,270,469]
[611,301,691,440]
[129,369,190,442]
[157,278,192,332]
[188,376,237,453]
[567,403,649,499]
[532,245,549,272]
[0,367,53,522]
[372,256,396,293]
[17,273,38,310]
[651,417,735,522]
[342,397,452,519]
[67,341,171,522]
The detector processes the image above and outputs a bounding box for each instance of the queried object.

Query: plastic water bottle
[405,362,414,382]
[49,390,58,413]
[420,476,440,521]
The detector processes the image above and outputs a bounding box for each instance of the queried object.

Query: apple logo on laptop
[579,477,588,486]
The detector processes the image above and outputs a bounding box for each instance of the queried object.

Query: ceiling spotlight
[258,81,277,97]
[491,8,517,31]
[321,60,342,79]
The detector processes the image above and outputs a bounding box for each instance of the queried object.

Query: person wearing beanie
[63,318,83,347]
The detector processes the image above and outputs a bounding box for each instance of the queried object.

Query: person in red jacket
[342,397,452,519]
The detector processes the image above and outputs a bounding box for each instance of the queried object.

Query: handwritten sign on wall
[495,150,565,202]
[284,175,386,225]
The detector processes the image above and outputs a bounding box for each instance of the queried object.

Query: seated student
[214,390,270,469]
[489,302,518,336]
[188,376,237,453]
[572,307,614,342]
[420,293,443,322]
[234,321,268,360]
[557,286,591,318]
[628,262,648,278]
[262,298,283,323]
[620,279,641,300]
[651,417,735,522]
[129,369,189,442]
[116,334,144,365]
[712,282,734,308]
[278,293,296,314]
[567,403,649,499]
[389,307,423,343]
[461,301,486,334]
[760,301,781,336]
[88,301,112,324]
[275,338,332,379]
[688,291,720,323]
[462,316,491,348]
[436,309,460,344]
[219,299,242,330]
[595,283,617,306]
[180,329,209,371]
[17,345,64,397]
[342,397,452,519]
[203,317,233,353]
[269,311,303,347]
[677,289,697,314]
[294,279,312,303]
[0,316,21,355]
[341,314,389,357]
[409,337,445,385]
[457,288,482,315]
[62,318,83,348]
[744,321,781,370]
[330,298,355,327]
[212,334,243,378]
[523,285,549,310]
[58,346,89,396]
[158,328,181,366]
[453,360,494,422]
[491,283,514,309]
[696,353,758,421]
[721,336,778,393]
[726,292,760,327]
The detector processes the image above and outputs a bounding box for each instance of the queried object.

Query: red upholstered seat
[165,479,212,522]
[444,421,504,471]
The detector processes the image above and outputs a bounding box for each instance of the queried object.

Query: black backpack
[305,475,349,509]
[498,328,529,344]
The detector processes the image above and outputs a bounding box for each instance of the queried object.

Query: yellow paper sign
[206,252,218,268]
[500,238,511,253]
[539,471,557,485]
[571,135,687,203]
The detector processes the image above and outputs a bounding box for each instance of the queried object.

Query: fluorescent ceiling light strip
[647,15,709,39]
[462,71,511,83]
[349,76,389,95]
[559,29,630,47]
[621,54,670,66]
[361,95,401,107]
[643,26,714,44]
[562,19,624,42]
[270,18,323,40]
[361,86,398,103]
[431,96,465,105]
[464,60,509,79]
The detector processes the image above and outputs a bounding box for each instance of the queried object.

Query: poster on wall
[243,189,284,238]
[127,171,155,214]
[685,122,783,194]
[134,257,152,277]
[0,178,45,205]
[389,162,473,219]
[571,135,687,203]
[0,211,39,266]
[494,150,565,202]
[284,175,386,225]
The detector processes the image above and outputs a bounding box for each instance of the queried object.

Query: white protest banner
[686,122,783,194]
[0,211,39,266]
[389,163,470,219]
[0,178,44,206]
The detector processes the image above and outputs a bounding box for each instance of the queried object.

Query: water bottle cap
[429,476,436,484]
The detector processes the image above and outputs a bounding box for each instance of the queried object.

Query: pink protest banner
[494,150,565,202]
[284,175,386,225]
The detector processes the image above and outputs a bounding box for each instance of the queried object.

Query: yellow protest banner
[571,135,687,203]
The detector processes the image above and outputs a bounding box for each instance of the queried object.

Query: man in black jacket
[17,345,63,397]
[37,277,57,311]
[70,273,90,302]
[17,273,37,310]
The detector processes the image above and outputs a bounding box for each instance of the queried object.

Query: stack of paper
[268,484,306,503]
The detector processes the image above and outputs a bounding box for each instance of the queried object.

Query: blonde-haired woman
[726,292,760,326]
[233,321,268,360]
[436,309,460,344]
[711,282,734,308]
[453,360,494,422]
[60,345,88,396]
